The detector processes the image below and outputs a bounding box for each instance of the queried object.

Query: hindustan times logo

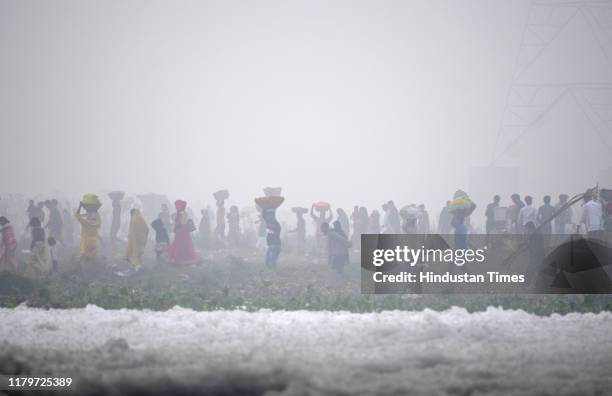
[372,246,487,267]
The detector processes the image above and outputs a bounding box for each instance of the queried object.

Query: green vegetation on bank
[1,253,611,315]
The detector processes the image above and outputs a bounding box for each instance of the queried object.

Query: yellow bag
[82,194,101,205]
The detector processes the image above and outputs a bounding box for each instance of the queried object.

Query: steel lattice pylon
[491,0,612,165]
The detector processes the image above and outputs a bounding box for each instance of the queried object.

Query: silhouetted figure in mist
[159,204,172,234]
[321,221,351,274]
[387,200,401,233]
[350,206,359,242]
[46,199,63,241]
[0,216,18,273]
[256,213,267,251]
[401,205,419,234]
[581,189,604,239]
[359,207,369,234]
[125,208,149,270]
[198,209,211,250]
[27,200,38,221]
[554,194,572,234]
[151,215,169,262]
[485,195,500,235]
[438,201,453,234]
[381,203,388,233]
[290,208,307,254]
[484,195,500,247]
[518,196,537,233]
[448,190,475,250]
[36,201,45,224]
[311,203,332,258]
[28,217,47,275]
[108,191,124,249]
[215,199,226,247]
[62,206,75,247]
[369,210,381,234]
[351,206,369,244]
[537,195,555,235]
[509,193,525,233]
[263,209,282,269]
[417,204,430,234]
[227,205,241,247]
[26,200,44,234]
[75,196,102,259]
[168,200,198,264]
[336,208,350,240]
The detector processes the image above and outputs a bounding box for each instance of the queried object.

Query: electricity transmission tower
[491,0,612,166]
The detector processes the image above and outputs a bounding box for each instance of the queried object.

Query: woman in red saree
[168,200,198,264]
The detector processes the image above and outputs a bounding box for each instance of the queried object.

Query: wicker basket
[255,196,285,210]
[81,194,101,212]
[213,189,229,201]
[313,201,330,211]
[108,191,125,201]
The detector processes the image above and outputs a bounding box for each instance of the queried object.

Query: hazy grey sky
[1,0,611,212]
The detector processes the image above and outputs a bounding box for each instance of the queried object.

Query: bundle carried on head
[255,196,285,210]
[81,194,102,212]
[108,190,125,201]
[292,207,308,215]
[264,187,282,197]
[448,191,476,217]
[453,189,468,199]
[400,205,419,220]
[313,201,330,211]
[213,189,230,202]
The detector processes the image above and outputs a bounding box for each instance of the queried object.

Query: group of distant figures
[0,188,607,277]
[477,191,605,239]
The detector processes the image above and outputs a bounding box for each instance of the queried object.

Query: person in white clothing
[581,190,604,237]
[518,196,538,232]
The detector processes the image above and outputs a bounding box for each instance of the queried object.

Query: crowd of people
[0,187,608,277]
[481,190,605,238]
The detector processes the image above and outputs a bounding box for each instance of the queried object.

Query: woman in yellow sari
[75,197,102,259]
[126,208,149,268]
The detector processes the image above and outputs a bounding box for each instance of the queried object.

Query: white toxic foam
[1,306,611,395]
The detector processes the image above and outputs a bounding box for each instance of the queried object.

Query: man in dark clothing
[151,216,170,262]
[46,199,63,241]
[27,200,38,221]
[509,193,525,233]
[265,220,281,269]
[387,201,401,234]
[28,217,47,274]
[263,208,281,269]
[537,195,555,235]
[438,201,453,234]
[485,195,501,235]
[27,200,44,229]
[321,221,351,274]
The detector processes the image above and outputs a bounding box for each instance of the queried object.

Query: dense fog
[2,0,610,212]
[2,2,612,395]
